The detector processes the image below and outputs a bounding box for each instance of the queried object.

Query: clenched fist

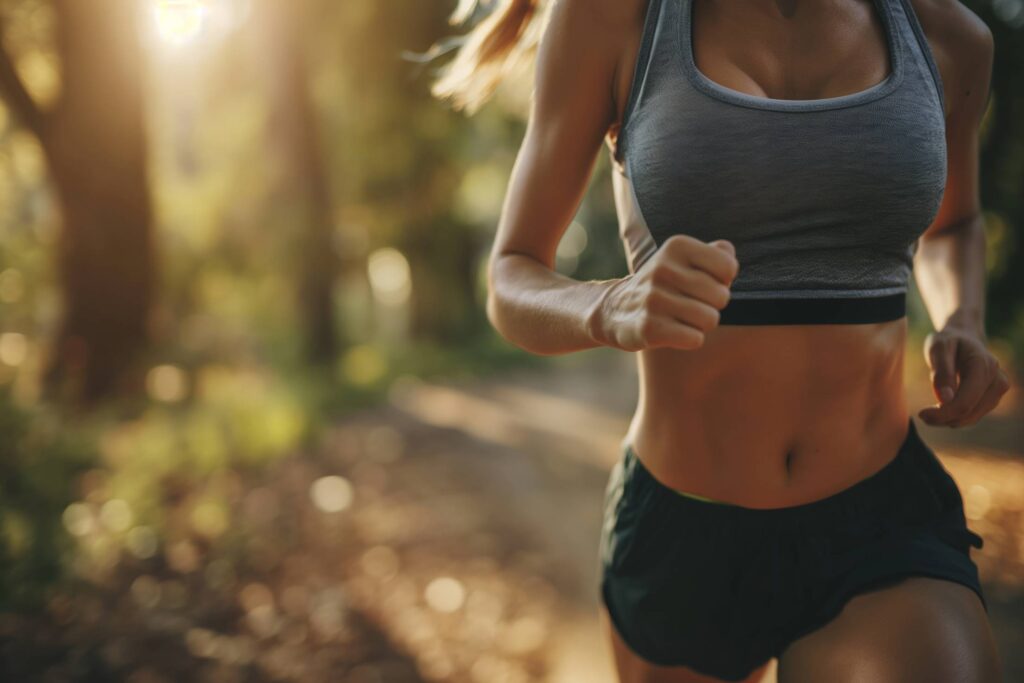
[590,235,739,352]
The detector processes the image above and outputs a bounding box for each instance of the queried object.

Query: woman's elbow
[486,280,525,351]
[485,288,506,338]
[485,256,514,342]
[485,265,542,355]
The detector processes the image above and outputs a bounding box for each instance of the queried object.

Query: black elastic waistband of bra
[718,292,906,326]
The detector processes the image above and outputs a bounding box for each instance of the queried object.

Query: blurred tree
[326,0,485,344]
[252,0,340,363]
[0,0,155,406]
[964,1,1024,347]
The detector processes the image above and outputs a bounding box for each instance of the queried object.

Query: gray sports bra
[607,0,948,325]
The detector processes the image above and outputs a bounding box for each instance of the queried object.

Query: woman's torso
[628,321,911,508]
[603,0,948,508]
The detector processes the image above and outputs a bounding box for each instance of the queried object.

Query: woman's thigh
[776,576,1002,683]
[600,603,777,683]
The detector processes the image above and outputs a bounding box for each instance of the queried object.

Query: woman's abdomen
[627,316,911,508]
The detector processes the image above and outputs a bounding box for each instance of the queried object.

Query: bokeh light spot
[239,581,274,613]
[62,503,96,537]
[131,575,162,610]
[360,545,400,580]
[310,475,354,513]
[367,247,412,306]
[0,332,28,367]
[424,576,465,613]
[191,499,229,538]
[99,499,133,533]
[965,484,992,520]
[166,539,201,573]
[126,526,159,559]
[146,364,188,403]
[503,615,547,654]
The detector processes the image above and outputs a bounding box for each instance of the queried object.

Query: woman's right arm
[485,0,739,356]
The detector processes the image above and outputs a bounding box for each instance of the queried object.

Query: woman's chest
[624,96,947,246]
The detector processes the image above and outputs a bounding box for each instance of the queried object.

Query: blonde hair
[425,0,549,114]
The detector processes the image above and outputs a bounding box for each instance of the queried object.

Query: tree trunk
[0,0,156,407]
[253,0,341,363]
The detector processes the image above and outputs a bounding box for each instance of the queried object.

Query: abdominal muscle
[624,316,912,508]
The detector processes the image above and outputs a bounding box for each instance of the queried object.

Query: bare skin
[485,0,1010,680]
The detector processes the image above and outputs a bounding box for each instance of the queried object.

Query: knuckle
[648,249,669,271]
[649,263,671,287]
[664,234,694,256]
[680,298,717,331]
[727,258,740,281]
[681,272,702,298]
[706,306,721,329]
[714,286,732,309]
[679,328,705,349]
[639,316,659,340]
[643,289,665,313]
[696,303,720,330]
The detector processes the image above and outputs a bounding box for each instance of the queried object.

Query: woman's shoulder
[907,0,993,75]
[906,0,994,120]
[565,0,646,25]
[541,0,650,98]
[533,0,649,103]
[542,0,647,42]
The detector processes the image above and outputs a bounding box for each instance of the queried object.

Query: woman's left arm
[913,2,1010,428]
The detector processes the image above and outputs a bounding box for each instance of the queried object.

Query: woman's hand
[918,325,1011,428]
[589,235,739,352]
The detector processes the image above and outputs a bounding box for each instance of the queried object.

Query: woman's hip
[596,417,986,675]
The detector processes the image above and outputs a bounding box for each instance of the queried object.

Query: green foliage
[0,386,95,610]
[964,1,1024,355]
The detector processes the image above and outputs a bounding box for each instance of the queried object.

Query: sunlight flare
[153,0,207,45]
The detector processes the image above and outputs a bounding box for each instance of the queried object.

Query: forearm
[913,214,988,339]
[487,252,621,355]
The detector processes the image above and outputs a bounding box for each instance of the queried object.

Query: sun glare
[154,0,207,45]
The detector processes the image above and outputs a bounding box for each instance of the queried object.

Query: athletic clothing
[608,0,948,325]
[671,486,729,504]
[598,418,986,680]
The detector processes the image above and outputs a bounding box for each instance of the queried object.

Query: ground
[1,347,1021,682]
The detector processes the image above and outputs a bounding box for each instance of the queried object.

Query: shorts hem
[784,567,988,648]
[599,576,769,682]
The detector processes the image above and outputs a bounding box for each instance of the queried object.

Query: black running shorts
[598,418,986,682]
